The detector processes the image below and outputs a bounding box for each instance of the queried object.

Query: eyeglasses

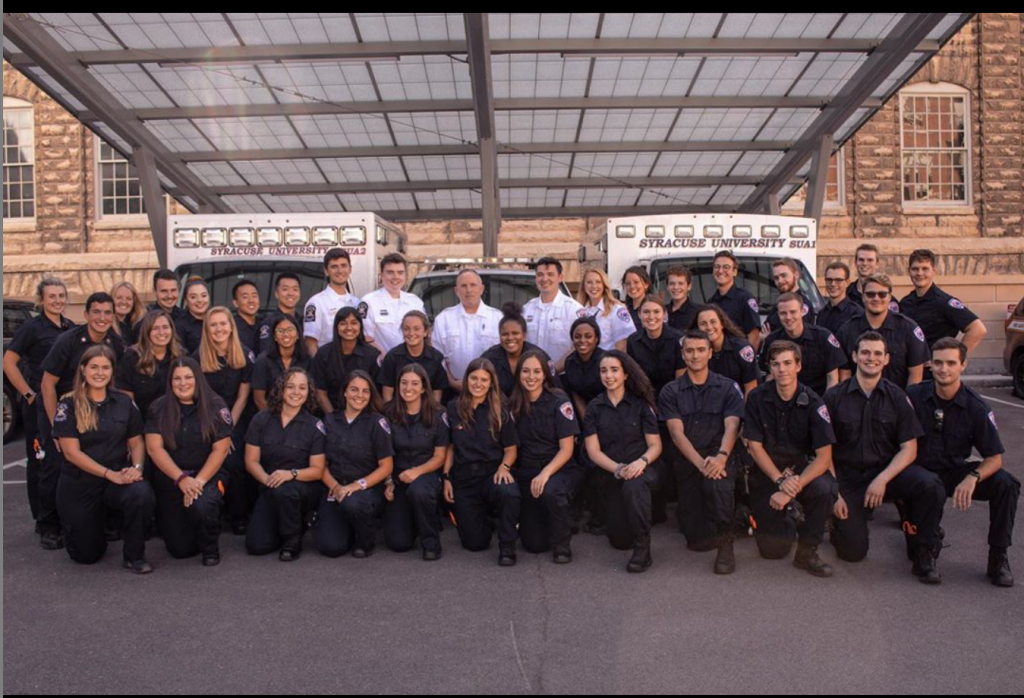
[275,327,298,336]
[863,290,891,299]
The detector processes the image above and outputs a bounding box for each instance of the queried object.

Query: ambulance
[167,212,406,310]
[579,213,825,317]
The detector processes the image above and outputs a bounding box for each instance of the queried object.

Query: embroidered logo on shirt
[379,417,391,435]
[747,298,760,312]
[828,333,841,348]
[260,325,270,339]
[616,307,631,323]
[560,402,575,420]
[949,298,965,310]
[802,303,810,316]
[577,308,589,319]
[817,405,831,424]
[54,402,69,423]
[358,302,369,319]
[989,411,998,429]
[913,326,926,342]
[740,346,755,363]
[304,305,316,322]
[734,383,744,397]
[248,351,256,363]
[316,420,326,435]
[441,412,449,427]
[220,407,233,425]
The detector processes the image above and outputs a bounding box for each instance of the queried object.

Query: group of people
[3,245,1016,586]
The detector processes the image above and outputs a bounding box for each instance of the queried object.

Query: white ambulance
[167,212,406,310]
[579,213,825,317]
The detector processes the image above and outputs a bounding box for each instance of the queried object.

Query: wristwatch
[357,478,368,490]
[23,390,35,401]
[290,469,299,480]
[639,455,650,466]
[969,469,981,481]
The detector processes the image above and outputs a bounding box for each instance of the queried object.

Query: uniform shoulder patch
[54,402,69,423]
[379,417,391,435]
[828,333,841,348]
[989,411,998,429]
[547,361,557,377]
[616,307,632,323]
[734,382,744,397]
[358,302,369,319]
[559,402,575,420]
[802,303,810,316]
[576,308,589,319]
[248,350,256,364]
[220,407,233,425]
[913,326,926,343]
[377,353,384,367]
[747,298,760,312]
[949,298,966,310]
[304,304,316,322]
[817,405,831,424]
[441,412,449,428]
[260,324,270,339]
[316,420,326,435]
[739,345,755,363]
[890,300,901,314]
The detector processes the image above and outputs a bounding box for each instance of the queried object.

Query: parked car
[1003,295,1024,398]
[3,299,36,443]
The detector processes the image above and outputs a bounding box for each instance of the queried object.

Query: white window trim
[3,96,37,224]
[898,81,973,210]
[94,133,147,222]
[782,146,846,213]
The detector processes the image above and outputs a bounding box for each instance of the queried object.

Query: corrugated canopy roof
[3,13,972,221]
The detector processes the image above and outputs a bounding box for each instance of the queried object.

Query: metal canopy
[3,13,973,223]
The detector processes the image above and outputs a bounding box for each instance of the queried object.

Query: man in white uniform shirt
[359,252,425,354]
[523,257,584,372]
[432,269,503,391]
[303,248,361,356]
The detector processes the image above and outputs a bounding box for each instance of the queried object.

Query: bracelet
[175,472,189,487]
[500,463,512,471]
[102,468,110,481]
[718,450,729,457]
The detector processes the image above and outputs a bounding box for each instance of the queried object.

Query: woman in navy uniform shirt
[626,296,686,398]
[111,281,146,347]
[253,313,312,411]
[116,310,183,418]
[312,307,381,414]
[621,266,654,331]
[244,367,326,561]
[53,345,155,573]
[582,350,663,573]
[481,303,555,398]
[179,278,211,354]
[444,358,521,565]
[696,304,759,397]
[196,307,255,535]
[510,350,582,563]
[3,276,75,524]
[314,371,394,559]
[145,358,231,566]
[379,310,449,403]
[383,364,449,560]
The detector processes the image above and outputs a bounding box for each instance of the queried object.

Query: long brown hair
[133,309,183,376]
[69,345,118,433]
[336,370,384,416]
[695,304,746,340]
[384,363,443,426]
[199,307,247,372]
[456,357,504,440]
[266,367,319,414]
[151,357,228,450]
[510,349,559,420]
[599,350,656,411]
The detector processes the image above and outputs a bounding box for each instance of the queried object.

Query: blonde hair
[199,307,247,373]
[110,281,146,330]
[576,268,622,317]
[69,345,117,433]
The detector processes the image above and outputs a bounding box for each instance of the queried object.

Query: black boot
[793,543,833,578]
[714,535,736,575]
[498,541,517,566]
[988,548,1014,587]
[626,536,652,573]
[911,545,942,585]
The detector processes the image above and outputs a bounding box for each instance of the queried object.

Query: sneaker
[123,558,154,575]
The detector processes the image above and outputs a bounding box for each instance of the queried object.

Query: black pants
[56,465,155,564]
[21,397,41,521]
[674,452,739,546]
[450,464,521,552]
[246,480,324,555]
[36,400,62,535]
[383,471,443,553]
[832,465,945,563]
[516,462,584,554]
[221,426,250,525]
[153,472,223,558]
[314,487,385,557]
[604,459,666,550]
[936,465,1020,549]
[752,472,836,559]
